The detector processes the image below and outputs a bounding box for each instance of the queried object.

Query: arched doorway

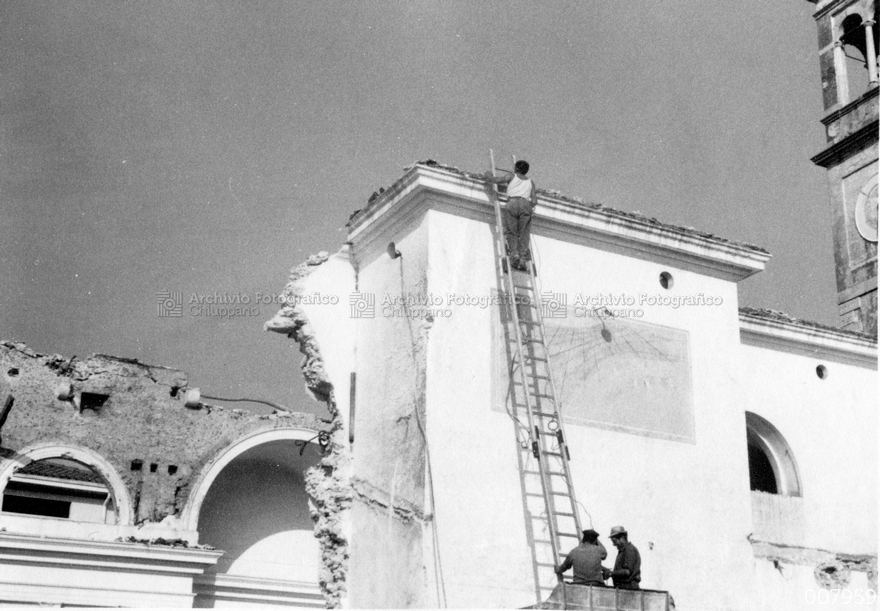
[197,438,321,580]
[186,428,326,608]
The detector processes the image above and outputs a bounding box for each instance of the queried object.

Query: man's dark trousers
[504,196,533,264]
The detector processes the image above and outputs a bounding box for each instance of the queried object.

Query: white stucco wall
[740,341,876,552]
[293,248,358,427]
[338,168,877,610]
[739,338,877,610]
[422,207,763,610]
[348,210,433,608]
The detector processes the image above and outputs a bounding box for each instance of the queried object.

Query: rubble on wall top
[1,341,182,375]
[114,536,215,549]
[351,159,770,255]
[0,339,322,419]
[739,307,877,341]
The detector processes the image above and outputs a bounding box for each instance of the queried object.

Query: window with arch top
[745,411,802,497]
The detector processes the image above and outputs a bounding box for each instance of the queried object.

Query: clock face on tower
[855,174,878,243]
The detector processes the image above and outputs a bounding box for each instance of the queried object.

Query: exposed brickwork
[0,340,323,526]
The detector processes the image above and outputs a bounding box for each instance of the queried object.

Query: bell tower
[808,0,878,336]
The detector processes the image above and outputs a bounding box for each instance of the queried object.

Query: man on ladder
[485,159,538,271]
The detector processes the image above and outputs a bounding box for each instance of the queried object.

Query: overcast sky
[1,1,836,416]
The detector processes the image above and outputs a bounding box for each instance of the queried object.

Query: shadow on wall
[198,439,321,583]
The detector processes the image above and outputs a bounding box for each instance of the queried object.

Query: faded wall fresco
[493,303,695,443]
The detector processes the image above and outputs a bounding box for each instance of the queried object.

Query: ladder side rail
[489,150,538,443]
[525,224,584,541]
[489,150,562,565]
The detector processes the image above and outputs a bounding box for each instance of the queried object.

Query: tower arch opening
[836,10,878,102]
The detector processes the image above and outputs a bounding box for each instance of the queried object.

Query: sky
[1,1,838,417]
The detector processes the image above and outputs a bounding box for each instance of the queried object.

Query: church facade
[0,3,876,609]
[266,160,875,609]
[0,162,875,609]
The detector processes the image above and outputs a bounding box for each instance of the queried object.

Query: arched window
[2,457,117,524]
[745,412,801,497]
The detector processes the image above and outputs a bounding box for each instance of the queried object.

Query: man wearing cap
[608,526,641,590]
[554,529,608,587]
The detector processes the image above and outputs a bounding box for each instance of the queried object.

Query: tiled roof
[17,461,106,485]
[353,159,770,255]
[739,306,877,342]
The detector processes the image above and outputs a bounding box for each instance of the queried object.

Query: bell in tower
[808,0,879,336]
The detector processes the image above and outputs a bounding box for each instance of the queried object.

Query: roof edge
[350,160,770,255]
[739,307,877,366]
[347,162,770,281]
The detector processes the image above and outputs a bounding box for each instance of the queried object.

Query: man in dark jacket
[554,529,608,586]
[607,525,641,589]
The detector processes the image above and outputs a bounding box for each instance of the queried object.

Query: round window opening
[659,272,674,290]
[816,364,828,380]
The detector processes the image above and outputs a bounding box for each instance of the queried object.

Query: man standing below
[607,525,641,590]
[554,529,607,587]
[484,160,538,271]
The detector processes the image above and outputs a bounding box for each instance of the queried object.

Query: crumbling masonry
[0,340,324,537]
[265,251,353,608]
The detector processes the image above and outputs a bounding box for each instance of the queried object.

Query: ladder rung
[512,284,534,291]
[557,532,580,538]
[524,490,572,498]
[554,512,576,518]
[527,410,558,418]
[542,451,564,458]
[523,355,548,362]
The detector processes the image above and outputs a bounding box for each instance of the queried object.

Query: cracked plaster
[0,340,322,534]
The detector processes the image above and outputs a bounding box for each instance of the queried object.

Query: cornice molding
[348,165,770,282]
[811,120,879,167]
[0,532,223,572]
[739,310,877,368]
[820,85,879,126]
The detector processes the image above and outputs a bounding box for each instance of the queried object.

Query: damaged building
[1,147,876,608]
[258,157,876,610]
[0,343,331,607]
[0,1,877,608]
